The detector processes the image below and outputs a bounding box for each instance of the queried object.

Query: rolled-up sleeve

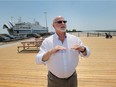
[36,40,48,65]
[36,50,46,64]
[77,38,90,58]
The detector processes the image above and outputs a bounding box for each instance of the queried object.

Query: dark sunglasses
[56,20,67,24]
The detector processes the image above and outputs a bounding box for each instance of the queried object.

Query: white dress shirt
[36,33,90,78]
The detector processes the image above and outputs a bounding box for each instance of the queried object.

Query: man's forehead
[53,16,65,22]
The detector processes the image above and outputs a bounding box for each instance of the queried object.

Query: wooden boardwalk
[0,37,116,87]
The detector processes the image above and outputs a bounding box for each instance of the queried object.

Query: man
[36,16,90,87]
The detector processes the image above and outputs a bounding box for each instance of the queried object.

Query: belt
[49,71,76,80]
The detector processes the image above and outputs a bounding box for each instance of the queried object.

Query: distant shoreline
[0,32,116,48]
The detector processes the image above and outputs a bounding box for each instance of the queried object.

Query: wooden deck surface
[0,37,116,87]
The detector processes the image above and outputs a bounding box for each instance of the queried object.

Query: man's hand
[51,45,66,54]
[71,44,84,51]
[71,44,87,56]
[42,45,66,62]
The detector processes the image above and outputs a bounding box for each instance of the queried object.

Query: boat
[3,18,48,37]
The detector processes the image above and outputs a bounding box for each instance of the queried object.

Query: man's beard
[57,28,66,32]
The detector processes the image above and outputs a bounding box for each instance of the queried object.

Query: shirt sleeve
[77,37,90,58]
[36,40,48,65]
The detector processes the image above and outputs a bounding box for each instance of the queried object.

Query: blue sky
[0,0,116,34]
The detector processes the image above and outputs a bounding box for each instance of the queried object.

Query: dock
[0,37,116,87]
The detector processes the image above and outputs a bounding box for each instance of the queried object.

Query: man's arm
[42,45,66,62]
[42,49,53,62]
[71,45,89,56]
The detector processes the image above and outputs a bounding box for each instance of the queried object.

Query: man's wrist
[80,47,86,53]
[42,50,53,62]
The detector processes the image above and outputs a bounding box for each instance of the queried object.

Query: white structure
[3,19,48,36]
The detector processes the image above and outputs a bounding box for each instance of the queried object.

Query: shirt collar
[54,33,67,40]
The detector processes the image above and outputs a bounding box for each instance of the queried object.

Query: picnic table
[17,40,42,53]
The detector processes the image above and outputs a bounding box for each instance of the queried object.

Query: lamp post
[44,12,48,31]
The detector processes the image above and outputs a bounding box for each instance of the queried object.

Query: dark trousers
[47,71,77,87]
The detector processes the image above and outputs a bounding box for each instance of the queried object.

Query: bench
[17,45,40,53]
[17,40,43,53]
